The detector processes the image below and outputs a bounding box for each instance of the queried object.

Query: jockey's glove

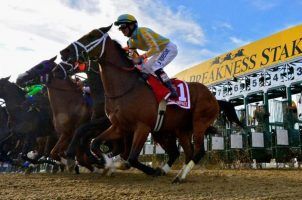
[132,57,144,65]
[132,54,147,65]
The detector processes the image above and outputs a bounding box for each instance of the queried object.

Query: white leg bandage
[162,163,171,174]
[180,160,195,179]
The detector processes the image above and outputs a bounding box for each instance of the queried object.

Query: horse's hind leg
[172,117,213,183]
[177,131,194,164]
[153,133,180,175]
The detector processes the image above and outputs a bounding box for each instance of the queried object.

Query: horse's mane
[0,105,7,113]
[111,40,143,78]
[112,40,133,67]
[0,106,8,121]
[9,81,26,97]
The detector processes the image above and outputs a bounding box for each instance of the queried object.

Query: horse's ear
[50,56,57,62]
[99,24,112,33]
[4,76,10,81]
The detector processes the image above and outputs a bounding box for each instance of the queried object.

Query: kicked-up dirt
[1,168,302,200]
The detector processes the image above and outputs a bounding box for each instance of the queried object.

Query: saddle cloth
[146,75,191,109]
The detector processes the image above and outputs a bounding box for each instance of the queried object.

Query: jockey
[75,78,93,107]
[114,14,178,98]
[24,84,44,104]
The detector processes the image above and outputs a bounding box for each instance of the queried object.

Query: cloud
[60,0,101,13]
[16,47,35,52]
[0,0,209,81]
[229,36,250,46]
[248,0,278,10]
[212,22,233,31]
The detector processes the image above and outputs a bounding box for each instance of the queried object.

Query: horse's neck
[0,109,8,125]
[100,43,139,98]
[2,86,26,114]
[100,63,139,98]
[87,71,104,100]
[47,78,82,112]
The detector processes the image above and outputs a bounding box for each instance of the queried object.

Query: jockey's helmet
[114,14,137,26]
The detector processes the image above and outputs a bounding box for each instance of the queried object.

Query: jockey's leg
[154,69,178,98]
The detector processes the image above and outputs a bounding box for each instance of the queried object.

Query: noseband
[70,30,108,62]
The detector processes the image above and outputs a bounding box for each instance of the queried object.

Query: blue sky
[0,0,302,81]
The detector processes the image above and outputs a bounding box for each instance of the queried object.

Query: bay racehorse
[16,58,100,172]
[0,77,57,164]
[21,58,174,174]
[60,54,244,176]
[61,59,181,173]
[60,25,220,183]
[0,103,11,162]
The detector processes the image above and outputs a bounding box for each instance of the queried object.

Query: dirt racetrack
[1,168,302,200]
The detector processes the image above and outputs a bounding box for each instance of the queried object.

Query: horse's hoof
[102,167,110,176]
[52,165,59,174]
[106,169,115,177]
[24,166,33,175]
[172,176,182,184]
[59,164,65,172]
[114,161,130,170]
[67,159,76,172]
[75,165,80,174]
[153,167,166,177]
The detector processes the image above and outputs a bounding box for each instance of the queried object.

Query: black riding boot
[155,69,178,98]
[164,79,178,98]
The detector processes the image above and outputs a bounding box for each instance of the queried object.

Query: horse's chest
[106,106,129,126]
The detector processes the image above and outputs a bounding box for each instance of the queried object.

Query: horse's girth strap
[153,100,167,132]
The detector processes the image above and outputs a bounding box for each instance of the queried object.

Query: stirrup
[169,88,178,98]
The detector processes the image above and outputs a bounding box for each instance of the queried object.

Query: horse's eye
[37,64,44,70]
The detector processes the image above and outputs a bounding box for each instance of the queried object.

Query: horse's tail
[204,126,219,135]
[217,100,244,128]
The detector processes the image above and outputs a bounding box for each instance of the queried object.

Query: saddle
[145,75,191,132]
[146,75,191,109]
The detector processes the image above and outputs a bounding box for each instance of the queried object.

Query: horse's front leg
[127,123,156,176]
[50,136,63,161]
[90,125,122,160]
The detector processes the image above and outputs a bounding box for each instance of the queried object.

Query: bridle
[69,29,108,63]
[67,29,135,72]
[64,29,140,99]
[54,61,74,80]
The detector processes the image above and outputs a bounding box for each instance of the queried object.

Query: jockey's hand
[132,57,144,65]
[132,54,147,65]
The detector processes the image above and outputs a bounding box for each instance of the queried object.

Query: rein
[104,80,137,99]
[47,84,80,93]
[68,30,139,99]
[86,60,100,74]
[101,59,138,99]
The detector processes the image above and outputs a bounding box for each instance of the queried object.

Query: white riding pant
[141,42,178,74]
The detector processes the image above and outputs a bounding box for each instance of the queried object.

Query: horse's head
[17,56,75,88]
[16,56,58,87]
[0,105,10,142]
[0,76,11,97]
[60,25,113,66]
